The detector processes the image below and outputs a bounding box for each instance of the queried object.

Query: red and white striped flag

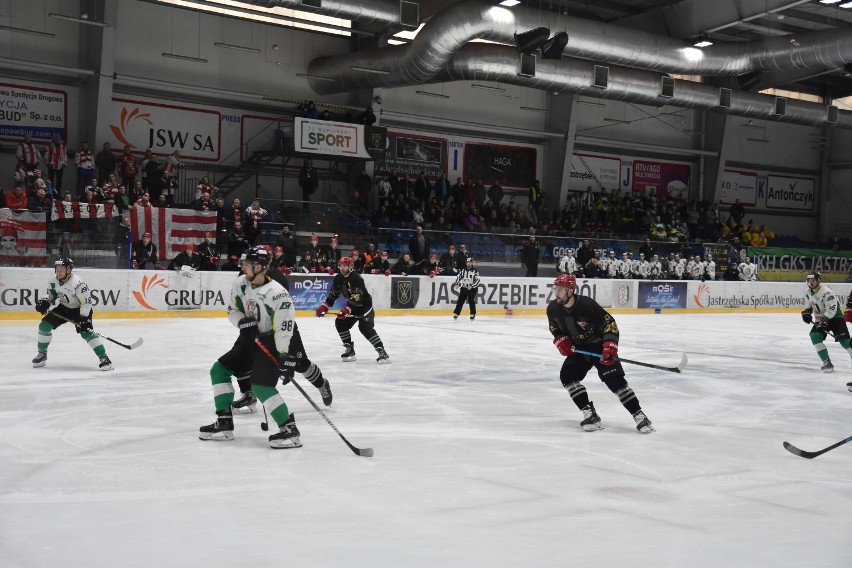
[128,206,217,259]
[51,200,117,221]
[0,209,47,266]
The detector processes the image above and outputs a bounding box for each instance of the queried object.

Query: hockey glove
[280,266,291,276]
[845,309,852,324]
[429,271,436,278]
[76,314,93,334]
[337,305,352,320]
[238,316,259,340]
[326,267,335,275]
[280,367,295,386]
[35,298,50,315]
[384,270,391,276]
[600,341,618,366]
[315,303,329,318]
[801,310,813,324]
[553,335,574,357]
[131,260,138,269]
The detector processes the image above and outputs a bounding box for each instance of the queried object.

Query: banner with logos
[109,97,221,161]
[718,167,816,212]
[718,169,758,206]
[463,143,537,189]
[379,131,447,179]
[568,153,621,191]
[0,82,67,143]
[637,281,687,309]
[294,117,371,158]
[631,160,690,198]
[748,246,852,282]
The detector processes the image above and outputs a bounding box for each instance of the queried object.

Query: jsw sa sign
[295,117,371,158]
[109,97,221,161]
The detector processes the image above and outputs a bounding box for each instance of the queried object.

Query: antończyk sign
[295,117,371,158]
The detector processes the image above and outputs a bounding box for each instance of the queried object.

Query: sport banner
[749,246,852,282]
[0,209,47,267]
[51,200,117,221]
[128,207,217,260]
[294,117,371,158]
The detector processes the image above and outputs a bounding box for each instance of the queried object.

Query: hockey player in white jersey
[648,254,663,280]
[704,254,716,281]
[557,248,578,276]
[32,258,112,371]
[801,271,852,388]
[738,256,757,281]
[670,254,685,279]
[686,255,704,280]
[606,251,620,278]
[636,253,651,279]
[617,252,632,279]
[199,246,320,448]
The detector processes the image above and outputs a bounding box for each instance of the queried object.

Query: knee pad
[38,321,54,334]
[810,331,827,345]
[210,361,233,383]
[601,368,627,393]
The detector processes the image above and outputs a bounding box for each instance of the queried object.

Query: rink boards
[1,267,843,317]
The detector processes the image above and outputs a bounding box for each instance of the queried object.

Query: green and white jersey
[228,274,295,355]
[46,273,92,317]
[805,283,843,321]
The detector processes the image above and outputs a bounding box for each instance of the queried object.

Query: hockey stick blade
[573,349,687,373]
[254,339,373,457]
[783,436,852,459]
[51,312,143,350]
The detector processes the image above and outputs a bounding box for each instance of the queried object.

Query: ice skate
[470,314,476,321]
[633,410,655,433]
[318,379,333,406]
[376,347,390,364]
[32,351,47,368]
[269,413,301,449]
[231,392,257,414]
[580,402,603,431]
[341,343,356,362]
[453,314,459,320]
[98,355,113,371]
[199,410,234,441]
[847,381,852,393]
[821,359,834,373]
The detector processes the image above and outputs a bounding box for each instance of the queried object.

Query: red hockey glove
[601,341,618,366]
[315,304,329,318]
[553,336,574,357]
[372,269,380,274]
[845,309,852,324]
[131,260,138,269]
[280,266,291,275]
[310,266,317,273]
[326,267,335,275]
[384,270,391,276]
[429,271,436,278]
[211,256,220,265]
[337,305,352,320]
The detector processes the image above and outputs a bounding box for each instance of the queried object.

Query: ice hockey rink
[1,311,850,568]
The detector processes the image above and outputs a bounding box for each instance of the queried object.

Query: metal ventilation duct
[247,0,404,27]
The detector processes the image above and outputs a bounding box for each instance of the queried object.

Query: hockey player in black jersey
[547,273,654,433]
[315,256,390,364]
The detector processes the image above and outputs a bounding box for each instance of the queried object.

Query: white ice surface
[1,312,851,568]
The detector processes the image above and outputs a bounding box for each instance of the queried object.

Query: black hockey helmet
[54,257,74,271]
[243,246,270,269]
[806,271,820,282]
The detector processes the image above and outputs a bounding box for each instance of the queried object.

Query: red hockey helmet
[554,274,576,290]
[339,256,354,267]
[257,244,272,254]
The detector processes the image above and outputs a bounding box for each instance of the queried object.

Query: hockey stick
[254,339,373,458]
[261,404,269,432]
[783,436,852,459]
[572,348,687,373]
[51,312,143,350]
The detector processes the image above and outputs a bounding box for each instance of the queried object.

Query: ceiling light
[499,0,521,6]
[162,52,208,63]
[840,1,852,7]
[693,34,713,48]
[416,90,449,99]
[49,12,106,27]
[0,24,55,38]
[351,66,391,75]
[819,0,842,4]
[295,73,336,82]
[471,84,505,92]
[214,42,261,53]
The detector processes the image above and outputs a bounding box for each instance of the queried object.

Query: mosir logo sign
[110,98,221,161]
